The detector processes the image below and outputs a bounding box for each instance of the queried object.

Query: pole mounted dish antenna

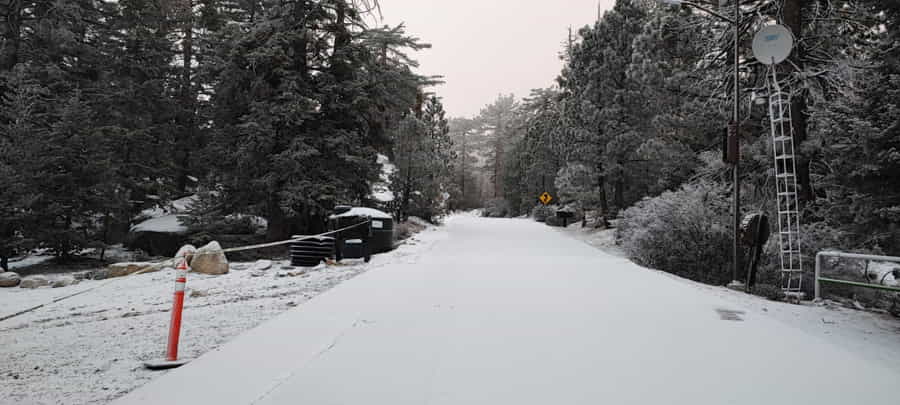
[752,24,794,65]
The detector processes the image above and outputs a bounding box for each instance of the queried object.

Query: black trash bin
[290,236,335,267]
[556,210,575,227]
[329,207,395,256]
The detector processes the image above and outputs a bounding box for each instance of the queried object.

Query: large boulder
[0,272,21,287]
[107,262,163,278]
[20,275,50,289]
[190,241,229,275]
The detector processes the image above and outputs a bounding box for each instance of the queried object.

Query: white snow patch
[329,207,392,220]
[8,255,54,269]
[372,189,395,203]
[370,154,396,203]
[557,222,623,257]
[406,216,431,228]
[171,195,198,212]
[131,215,188,234]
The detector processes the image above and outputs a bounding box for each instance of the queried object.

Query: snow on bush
[618,181,733,285]
[482,198,511,218]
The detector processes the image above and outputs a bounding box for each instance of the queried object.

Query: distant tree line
[0,0,451,269]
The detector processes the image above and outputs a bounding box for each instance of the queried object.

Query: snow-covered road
[113,215,897,404]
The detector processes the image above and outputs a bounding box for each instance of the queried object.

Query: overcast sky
[377,0,616,118]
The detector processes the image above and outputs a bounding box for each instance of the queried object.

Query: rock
[72,271,93,281]
[189,289,208,298]
[107,262,162,279]
[91,268,110,280]
[20,275,50,289]
[250,271,265,278]
[0,272,21,287]
[250,260,272,272]
[191,241,228,275]
[276,270,306,278]
[51,276,77,288]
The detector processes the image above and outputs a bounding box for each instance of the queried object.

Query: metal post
[814,252,822,300]
[732,0,742,284]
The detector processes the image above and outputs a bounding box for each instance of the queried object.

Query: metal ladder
[766,65,804,301]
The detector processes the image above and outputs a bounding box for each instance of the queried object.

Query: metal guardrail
[814,251,900,300]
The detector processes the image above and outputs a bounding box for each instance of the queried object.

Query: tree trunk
[401,165,412,221]
[783,0,814,203]
[460,132,467,204]
[0,0,22,71]
[597,163,609,216]
[614,176,625,214]
[176,0,195,193]
[266,198,289,241]
[493,114,504,198]
[331,1,352,82]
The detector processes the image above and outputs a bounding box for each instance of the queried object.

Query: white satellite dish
[752,25,794,65]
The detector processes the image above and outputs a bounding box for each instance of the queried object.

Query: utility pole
[655,0,742,283]
[731,0,741,284]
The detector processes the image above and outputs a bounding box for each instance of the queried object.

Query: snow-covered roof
[329,207,392,220]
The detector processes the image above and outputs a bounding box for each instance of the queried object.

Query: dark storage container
[290,236,335,267]
[336,238,370,262]
[329,207,395,256]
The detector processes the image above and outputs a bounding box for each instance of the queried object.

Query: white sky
[377,0,615,118]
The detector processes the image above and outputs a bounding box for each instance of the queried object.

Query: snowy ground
[5,216,900,404]
[0,229,437,405]
[557,222,622,257]
[558,222,900,371]
[116,215,899,405]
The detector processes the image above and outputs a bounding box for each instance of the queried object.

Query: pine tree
[203,0,428,239]
[0,68,42,270]
[477,94,518,199]
[809,1,900,252]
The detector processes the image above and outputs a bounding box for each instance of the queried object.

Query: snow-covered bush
[751,284,785,301]
[618,181,733,285]
[756,221,849,298]
[482,198,511,218]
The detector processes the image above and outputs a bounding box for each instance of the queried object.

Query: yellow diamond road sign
[539,192,553,205]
